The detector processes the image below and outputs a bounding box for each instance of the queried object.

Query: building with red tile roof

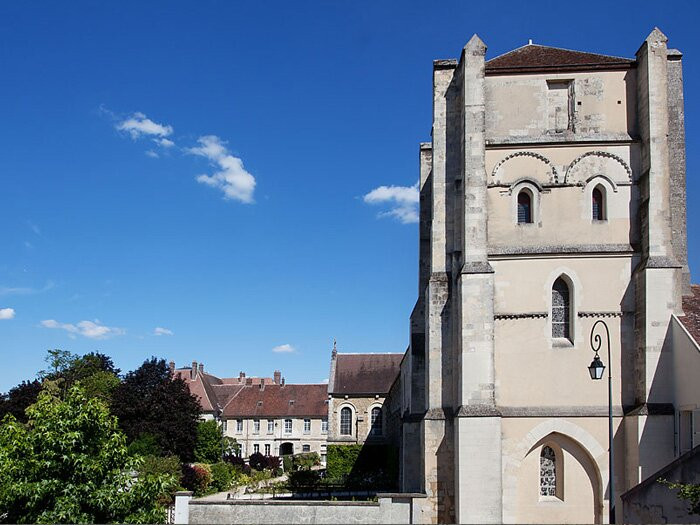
[171,361,328,458]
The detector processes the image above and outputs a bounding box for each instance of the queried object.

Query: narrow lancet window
[517,190,532,224]
[552,278,571,340]
[540,445,557,497]
[592,186,605,221]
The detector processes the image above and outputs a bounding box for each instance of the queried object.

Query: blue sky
[1,1,699,391]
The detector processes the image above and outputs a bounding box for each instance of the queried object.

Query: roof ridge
[486,42,634,66]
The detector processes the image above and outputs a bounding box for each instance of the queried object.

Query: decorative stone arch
[492,151,559,185]
[510,180,542,225]
[565,151,633,185]
[584,176,616,223]
[502,419,606,524]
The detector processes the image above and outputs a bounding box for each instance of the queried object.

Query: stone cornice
[489,244,637,257]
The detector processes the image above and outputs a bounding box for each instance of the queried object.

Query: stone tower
[401,29,690,524]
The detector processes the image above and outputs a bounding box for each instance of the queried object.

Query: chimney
[239,371,246,378]
[199,363,204,375]
[192,361,198,379]
[274,370,281,384]
[259,382,265,391]
[169,360,175,375]
[281,377,285,387]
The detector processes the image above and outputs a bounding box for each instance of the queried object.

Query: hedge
[326,444,398,488]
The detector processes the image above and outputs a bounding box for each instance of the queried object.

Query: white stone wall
[187,496,418,524]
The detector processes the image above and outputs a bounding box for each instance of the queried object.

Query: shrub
[128,432,162,457]
[182,463,212,496]
[249,452,266,471]
[288,469,322,490]
[140,454,183,481]
[293,452,320,470]
[265,455,282,475]
[210,462,236,492]
[282,455,292,473]
[326,444,398,489]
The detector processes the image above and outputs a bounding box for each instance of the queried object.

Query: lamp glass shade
[588,356,605,380]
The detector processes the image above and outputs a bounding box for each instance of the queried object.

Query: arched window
[370,407,382,436]
[592,186,605,221]
[540,445,557,497]
[517,190,532,224]
[552,278,571,340]
[340,407,352,435]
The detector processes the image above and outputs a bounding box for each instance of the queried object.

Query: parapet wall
[178,493,425,524]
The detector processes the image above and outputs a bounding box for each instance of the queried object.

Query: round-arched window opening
[517,190,533,224]
[592,186,605,221]
[340,407,352,435]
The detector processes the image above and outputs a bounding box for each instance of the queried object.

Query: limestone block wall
[328,395,390,444]
[491,256,636,409]
[485,70,637,142]
[187,495,421,525]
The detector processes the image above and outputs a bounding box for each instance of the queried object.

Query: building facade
[395,29,700,524]
[327,349,402,446]
[221,382,328,460]
[173,362,328,459]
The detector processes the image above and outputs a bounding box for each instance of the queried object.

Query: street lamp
[589,319,615,524]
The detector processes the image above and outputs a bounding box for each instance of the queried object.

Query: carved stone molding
[491,151,559,184]
[577,311,630,318]
[565,150,633,183]
[494,312,548,320]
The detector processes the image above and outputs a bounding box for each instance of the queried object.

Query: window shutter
[693,410,700,449]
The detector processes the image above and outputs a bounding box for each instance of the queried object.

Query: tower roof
[486,43,634,74]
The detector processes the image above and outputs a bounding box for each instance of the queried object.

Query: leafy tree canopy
[111,357,201,461]
[0,384,175,523]
[0,380,42,423]
[194,420,224,463]
[1,350,121,423]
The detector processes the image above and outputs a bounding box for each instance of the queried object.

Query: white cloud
[154,326,174,336]
[116,112,173,140]
[0,281,55,296]
[154,137,174,148]
[363,183,419,224]
[145,150,159,158]
[0,308,15,320]
[272,343,295,353]
[41,318,125,339]
[188,135,256,204]
[321,378,329,384]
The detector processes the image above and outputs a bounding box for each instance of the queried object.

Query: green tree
[111,357,201,461]
[0,379,42,423]
[194,420,224,463]
[1,351,121,421]
[0,385,175,523]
